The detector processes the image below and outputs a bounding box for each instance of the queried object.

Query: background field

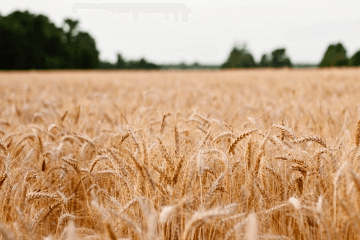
[0,69,360,239]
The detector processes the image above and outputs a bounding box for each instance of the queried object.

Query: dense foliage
[349,50,360,67]
[258,49,292,68]
[0,11,99,70]
[319,43,348,67]
[221,45,257,69]
[221,45,292,69]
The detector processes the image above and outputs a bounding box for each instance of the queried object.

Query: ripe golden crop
[0,68,360,239]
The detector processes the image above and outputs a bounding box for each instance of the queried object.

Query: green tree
[73,31,99,69]
[0,11,69,69]
[179,62,187,70]
[116,53,127,69]
[0,10,99,70]
[349,50,360,67]
[319,43,348,67]
[221,44,256,69]
[131,58,160,70]
[270,48,292,68]
[259,54,271,68]
[99,61,116,69]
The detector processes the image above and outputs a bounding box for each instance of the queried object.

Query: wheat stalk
[355,120,360,147]
[181,206,235,240]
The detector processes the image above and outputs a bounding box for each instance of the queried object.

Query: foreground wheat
[0,69,360,239]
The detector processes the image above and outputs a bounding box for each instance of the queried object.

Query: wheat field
[0,69,360,240]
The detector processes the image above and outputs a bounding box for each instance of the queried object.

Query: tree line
[221,45,293,69]
[0,10,160,70]
[221,43,360,69]
[0,10,359,70]
[99,54,160,70]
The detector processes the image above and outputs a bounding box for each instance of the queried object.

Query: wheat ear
[294,135,327,148]
[228,129,257,155]
[355,120,360,147]
[160,113,171,134]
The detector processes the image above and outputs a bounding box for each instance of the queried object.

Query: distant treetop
[270,48,292,68]
[319,43,348,67]
[221,44,292,69]
[349,50,360,67]
[221,44,257,69]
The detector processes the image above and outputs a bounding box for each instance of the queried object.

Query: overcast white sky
[1,0,360,65]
